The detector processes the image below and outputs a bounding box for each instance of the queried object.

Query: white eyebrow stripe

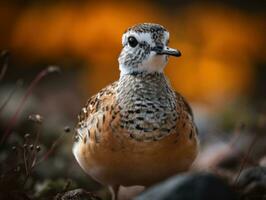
[122,31,154,46]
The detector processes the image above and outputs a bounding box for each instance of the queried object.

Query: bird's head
[118,23,181,75]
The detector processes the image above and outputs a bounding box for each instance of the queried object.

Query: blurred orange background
[1,1,265,101]
[0,0,265,129]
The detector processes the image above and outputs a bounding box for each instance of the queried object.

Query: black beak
[151,46,181,57]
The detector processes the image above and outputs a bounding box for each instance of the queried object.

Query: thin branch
[30,125,42,169]
[0,50,10,81]
[36,132,65,165]
[1,66,60,144]
[23,146,29,176]
[0,79,23,114]
[234,134,258,185]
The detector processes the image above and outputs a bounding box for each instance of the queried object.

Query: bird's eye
[128,36,138,48]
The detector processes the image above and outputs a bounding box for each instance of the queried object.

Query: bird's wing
[174,91,194,119]
[75,81,119,143]
[174,91,198,137]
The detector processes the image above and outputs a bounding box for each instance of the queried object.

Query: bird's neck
[118,71,170,93]
[117,71,175,107]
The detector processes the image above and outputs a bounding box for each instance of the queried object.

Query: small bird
[73,23,199,200]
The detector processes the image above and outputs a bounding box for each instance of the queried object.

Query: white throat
[119,54,168,75]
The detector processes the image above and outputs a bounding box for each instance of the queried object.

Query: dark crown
[125,23,167,34]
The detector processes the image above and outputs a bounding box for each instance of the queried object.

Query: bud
[29,144,34,150]
[47,65,61,73]
[28,114,43,124]
[36,146,41,152]
[64,126,71,133]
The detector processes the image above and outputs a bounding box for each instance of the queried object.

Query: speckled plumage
[75,71,197,143]
[117,72,179,141]
[73,23,199,200]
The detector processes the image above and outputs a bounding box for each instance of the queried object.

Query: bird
[73,23,199,200]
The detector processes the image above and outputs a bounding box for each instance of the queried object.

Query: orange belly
[73,129,198,186]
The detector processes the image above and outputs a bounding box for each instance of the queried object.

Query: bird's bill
[151,46,181,57]
[161,47,181,57]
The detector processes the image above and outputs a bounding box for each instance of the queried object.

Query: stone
[135,172,236,200]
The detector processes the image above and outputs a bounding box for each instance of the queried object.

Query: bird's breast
[116,75,177,141]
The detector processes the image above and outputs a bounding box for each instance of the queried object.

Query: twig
[23,145,29,176]
[1,66,60,144]
[30,125,42,169]
[234,134,258,185]
[228,123,257,166]
[36,132,65,165]
[0,50,9,81]
[0,79,23,114]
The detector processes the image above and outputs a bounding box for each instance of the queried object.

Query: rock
[118,185,145,200]
[237,166,266,199]
[135,172,236,200]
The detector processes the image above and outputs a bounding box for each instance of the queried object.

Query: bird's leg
[108,185,120,200]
